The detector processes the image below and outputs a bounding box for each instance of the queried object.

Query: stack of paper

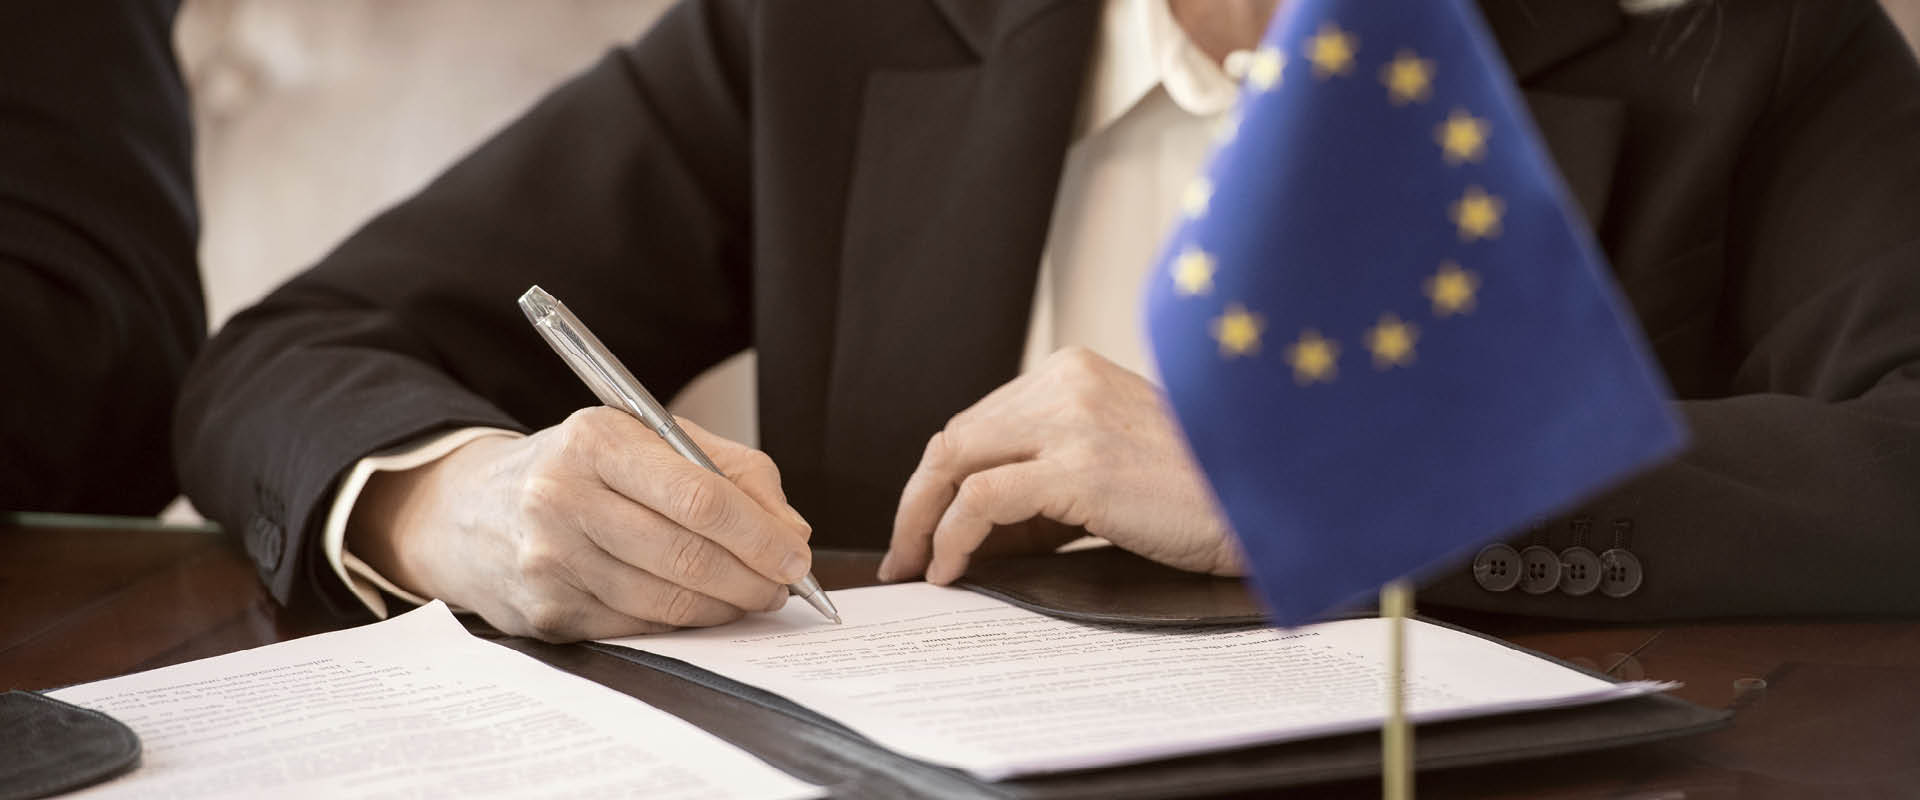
[49,602,819,799]
[604,583,1671,780]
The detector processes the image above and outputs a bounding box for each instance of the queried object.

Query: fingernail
[876,553,896,582]
[780,551,810,583]
[782,503,812,532]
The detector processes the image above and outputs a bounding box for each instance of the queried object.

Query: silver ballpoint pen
[518,285,842,624]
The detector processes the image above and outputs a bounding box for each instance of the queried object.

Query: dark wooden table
[5,522,1917,798]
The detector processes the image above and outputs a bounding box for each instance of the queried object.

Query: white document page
[602,583,1671,779]
[49,602,820,800]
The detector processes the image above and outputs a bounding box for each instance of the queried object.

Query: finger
[880,456,957,581]
[678,417,811,541]
[583,411,812,585]
[569,485,790,613]
[881,409,1039,582]
[925,461,1071,585]
[567,544,756,628]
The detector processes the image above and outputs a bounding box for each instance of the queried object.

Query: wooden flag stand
[1381,580,1414,800]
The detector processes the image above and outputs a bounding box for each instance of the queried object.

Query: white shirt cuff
[321,426,523,618]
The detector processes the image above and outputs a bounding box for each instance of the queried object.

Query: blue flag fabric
[1145,0,1686,626]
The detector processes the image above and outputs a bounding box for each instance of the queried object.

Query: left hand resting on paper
[878,347,1245,584]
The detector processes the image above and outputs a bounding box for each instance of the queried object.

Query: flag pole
[1382,580,1414,800]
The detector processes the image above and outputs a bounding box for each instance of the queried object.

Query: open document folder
[601,583,1674,781]
[46,602,819,800]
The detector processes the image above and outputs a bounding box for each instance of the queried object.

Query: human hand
[878,347,1244,585]
[348,408,813,642]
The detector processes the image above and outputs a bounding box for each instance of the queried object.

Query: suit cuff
[320,426,523,618]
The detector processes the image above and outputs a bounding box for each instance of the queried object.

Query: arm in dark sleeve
[174,0,756,616]
[0,0,203,514]
[1426,2,1920,619]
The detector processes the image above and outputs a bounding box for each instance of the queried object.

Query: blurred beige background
[174,0,1920,459]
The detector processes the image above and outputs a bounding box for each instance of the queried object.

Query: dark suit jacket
[1,0,203,515]
[177,0,1920,621]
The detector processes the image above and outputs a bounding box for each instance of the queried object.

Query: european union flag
[1145,0,1685,626]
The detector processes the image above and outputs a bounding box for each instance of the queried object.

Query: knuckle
[1050,345,1098,375]
[520,600,575,641]
[921,429,959,470]
[557,409,600,449]
[952,473,1001,517]
[516,473,567,521]
[558,407,628,463]
[666,472,732,531]
[660,586,704,627]
[740,449,779,479]
[668,534,723,587]
[571,405,622,431]
[514,533,561,575]
[747,528,787,568]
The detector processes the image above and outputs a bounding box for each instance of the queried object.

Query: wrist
[346,435,514,600]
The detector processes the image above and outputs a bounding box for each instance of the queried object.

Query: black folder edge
[507,612,1729,800]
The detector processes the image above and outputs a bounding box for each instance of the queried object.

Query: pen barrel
[521,287,682,442]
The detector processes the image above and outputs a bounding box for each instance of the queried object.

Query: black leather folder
[495,549,1728,799]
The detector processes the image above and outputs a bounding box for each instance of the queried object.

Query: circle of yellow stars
[1170,18,1499,386]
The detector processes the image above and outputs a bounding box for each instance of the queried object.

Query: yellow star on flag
[1211,303,1265,357]
[1425,261,1480,316]
[1285,329,1339,384]
[1306,24,1358,78]
[1173,246,1217,296]
[1182,177,1212,219]
[1436,107,1492,165]
[1379,50,1435,105]
[1450,186,1504,241]
[1365,313,1419,369]
[1247,46,1286,91]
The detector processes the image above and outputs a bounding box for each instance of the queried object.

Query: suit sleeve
[174,0,756,616]
[1424,2,1920,619]
[0,0,203,515]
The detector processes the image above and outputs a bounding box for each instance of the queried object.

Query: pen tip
[830,612,844,625]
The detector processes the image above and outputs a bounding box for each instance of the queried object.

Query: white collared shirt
[1020,0,1238,379]
[325,0,1237,617]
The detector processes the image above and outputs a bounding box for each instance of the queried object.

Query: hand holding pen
[337,291,833,641]
[521,286,841,624]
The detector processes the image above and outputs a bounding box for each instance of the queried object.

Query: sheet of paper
[603,583,1671,779]
[49,602,820,800]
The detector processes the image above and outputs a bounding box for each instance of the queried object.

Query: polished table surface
[5,522,1917,799]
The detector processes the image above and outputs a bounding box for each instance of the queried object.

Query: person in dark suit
[177,0,1920,640]
[3,0,204,515]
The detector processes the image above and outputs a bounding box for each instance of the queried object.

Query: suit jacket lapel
[820,0,1099,499]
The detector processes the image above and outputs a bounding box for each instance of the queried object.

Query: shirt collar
[1074,0,1240,140]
